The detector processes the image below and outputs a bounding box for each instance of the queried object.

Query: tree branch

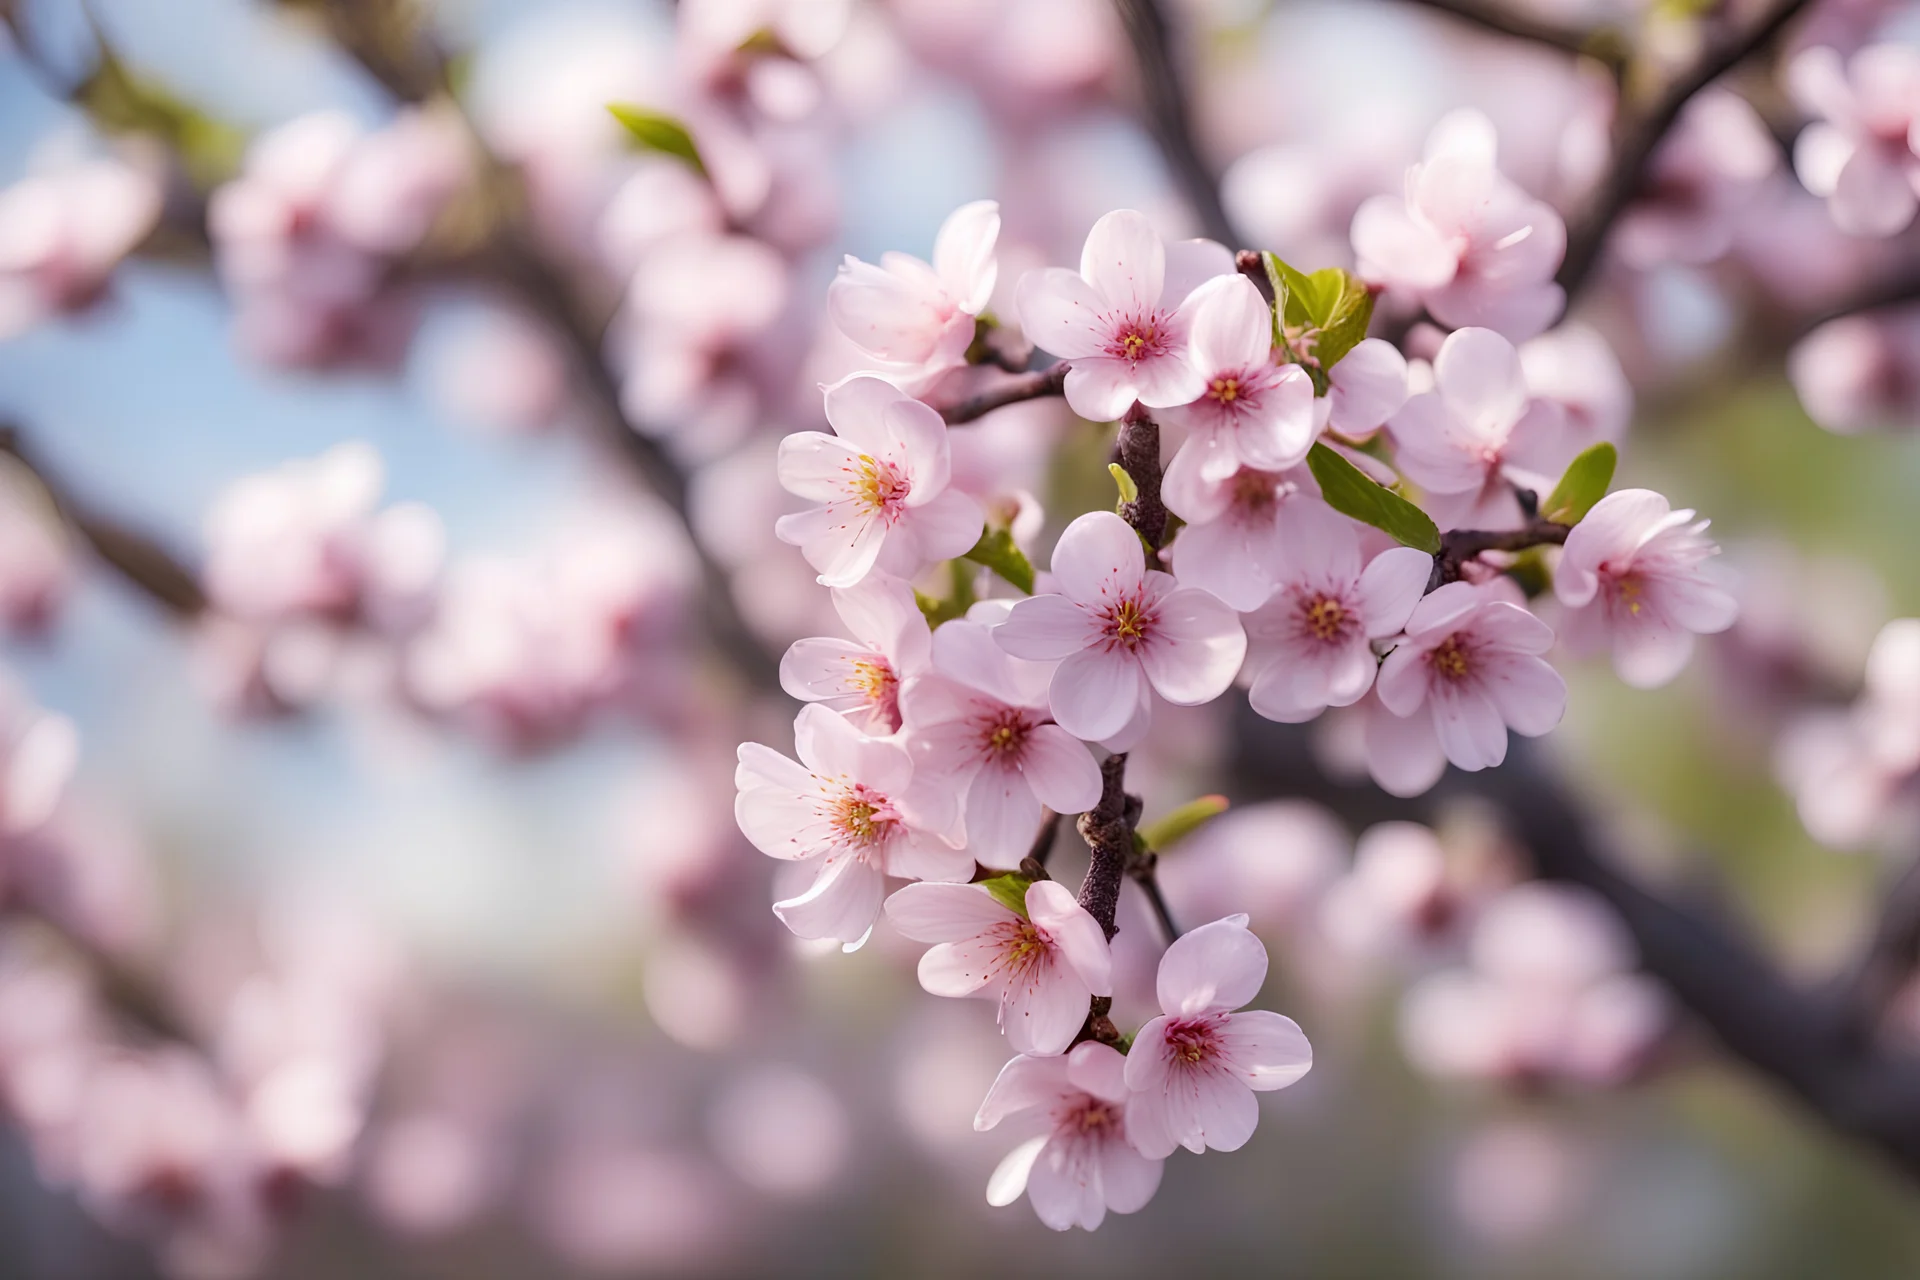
[940,361,1069,424]
[1111,0,1238,246]
[0,425,205,617]
[1558,0,1815,301]
[1397,0,1627,70]
[1432,515,1570,586]
[1794,262,1920,338]
[1115,402,1169,549]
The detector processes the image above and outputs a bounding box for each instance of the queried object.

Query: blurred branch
[1558,0,1815,301]
[0,425,206,618]
[1838,856,1920,1041]
[1793,261,1920,337]
[1397,0,1628,71]
[1111,0,1239,245]
[941,362,1070,424]
[1232,714,1920,1182]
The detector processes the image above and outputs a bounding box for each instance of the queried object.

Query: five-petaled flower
[886,878,1112,1055]
[1554,488,1738,689]
[1015,209,1233,421]
[994,511,1246,743]
[735,703,969,950]
[975,1042,1165,1231]
[828,199,1000,393]
[1124,914,1314,1157]
[775,375,984,588]
[900,616,1103,866]
[779,573,932,734]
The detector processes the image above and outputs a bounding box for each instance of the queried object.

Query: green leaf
[914,560,979,627]
[1262,252,1320,331]
[1259,253,1374,382]
[1541,442,1617,525]
[977,873,1032,917]
[1315,272,1377,370]
[1306,443,1441,554]
[607,104,708,176]
[963,525,1034,594]
[1107,462,1139,505]
[1138,795,1229,853]
[78,50,244,187]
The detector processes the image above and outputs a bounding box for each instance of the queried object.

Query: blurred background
[3,0,1920,1275]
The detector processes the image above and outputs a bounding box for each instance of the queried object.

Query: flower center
[1209,376,1241,404]
[1231,469,1281,518]
[848,656,896,702]
[1611,573,1645,616]
[1164,1017,1219,1064]
[828,785,896,847]
[983,711,1029,757]
[848,454,909,517]
[1302,593,1347,642]
[1062,1095,1119,1134]
[1108,598,1150,648]
[1430,635,1472,681]
[1107,317,1164,365]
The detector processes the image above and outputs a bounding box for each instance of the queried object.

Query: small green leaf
[1262,252,1321,331]
[1541,442,1617,525]
[607,104,707,176]
[1315,272,1377,371]
[1306,443,1441,554]
[1107,462,1139,505]
[977,873,1032,917]
[1138,795,1230,853]
[963,525,1035,594]
[914,560,979,627]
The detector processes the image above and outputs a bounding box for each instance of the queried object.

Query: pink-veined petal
[1048,649,1145,742]
[773,852,885,948]
[996,594,1096,661]
[1080,208,1164,311]
[885,881,1017,942]
[1138,586,1246,706]
[1356,546,1435,637]
[1029,880,1112,998]
[1017,723,1104,815]
[1219,1009,1314,1090]
[1155,913,1266,1016]
[1016,267,1111,359]
[1049,510,1147,605]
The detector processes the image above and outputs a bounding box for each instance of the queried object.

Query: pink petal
[1048,649,1145,742]
[887,396,954,502]
[734,745,825,858]
[901,487,986,564]
[1356,546,1435,637]
[918,935,1009,996]
[1159,1064,1260,1153]
[967,759,1043,868]
[822,374,908,456]
[775,431,867,502]
[1096,1136,1164,1214]
[1327,338,1409,436]
[1364,700,1448,797]
[1029,880,1112,997]
[1480,652,1567,736]
[1155,913,1267,1016]
[828,258,950,365]
[776,504,887,589]
[1002,955,1092,1056]
[1125,350,1208,410]
[885,881,1016,942]
[1049,510,1147,605]
[1079,208,1164,311]
[885,824,974,881]
[996,594,1097,662]
[1185,273,1271,374]
[832,573,930,664]
[1016,267,1111,359]
[1065,1041,1130,1103]
[1374,646,1431,717]
[1170,514,1280,613]
[1831,145,1919,237]
[1388,393,1489,495]
[773,853,886,948]
[1162,237,1236,302]
[1017,723,1104,814]
[931,617,1027,705]
[1351,194,1458,289]
[795,702,912,791]
[1432,689,1509,771]
[1025,1134,1107,1230]
[1138,585,1247,706]
[1062,357,1151,422]
[1404,580,1485,637]
[985,1135,1047,1206]
[932,199,1000,314]
[779,637,878,704]
[1433,326,1527,437]
[976,1054,1073,1131]
[1219,1009,1314,1090]
[1612,611,1698,689]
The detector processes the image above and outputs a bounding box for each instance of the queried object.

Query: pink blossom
[899,617,1102,866]
[775,375,985,587]
[735,704,968,948]
[1159,274,1316,488]
[974,1042,1163,1231]
[1614,89,1778,269]
[1399,883,1666,1087]
[1015,209,1232,420]
[1123,914,1312,1157]
[1518,323,1631,448]
[1789,44,1920,237]
[1372,581,1567,784]
[994,511,1246,741]
[1322,338,1410,440]
[1241,501,1433,721]
[886,878,1111,1054]
[779,574,932,734]
[0,154,161,338]
[1788,307,1920,434]
[1388,327,1571,530]
[828,200,1000,392]
[1350,109,1567,340]
[1163,465,1309,613]
[1554,489,1738,689]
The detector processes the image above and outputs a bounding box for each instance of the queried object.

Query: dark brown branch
[1432,516,1570,586]
[940,361,1069,424]
[1111,0,1238,246]
[0,426,205,617]
[1558,0,1815,301]
[1129,852,1180,942]
[1838,856,1920,1042]
[1076,754,1135,940]
[1396,0,1627,70]
[1115,402,1169,549]
[1794,262,1920,338]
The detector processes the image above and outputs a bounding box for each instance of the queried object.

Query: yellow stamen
[849,455,904,514]
[1304,595,1346,641]
[1210,376,1241,403]
[1113,599,1147,645]
[1431,636,1471,680]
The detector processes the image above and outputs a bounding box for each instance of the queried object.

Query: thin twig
[1111,0,1238,245]
[0,426,205,617]
[1397,0,1628,71]
[1432,516,1571,587]
[1558,0,1815,301]
[940,362,1070,424]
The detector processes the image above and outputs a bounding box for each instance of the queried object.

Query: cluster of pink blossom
[730,164,1748,1222]
[0,149,162,340]
[209,108,469,369]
